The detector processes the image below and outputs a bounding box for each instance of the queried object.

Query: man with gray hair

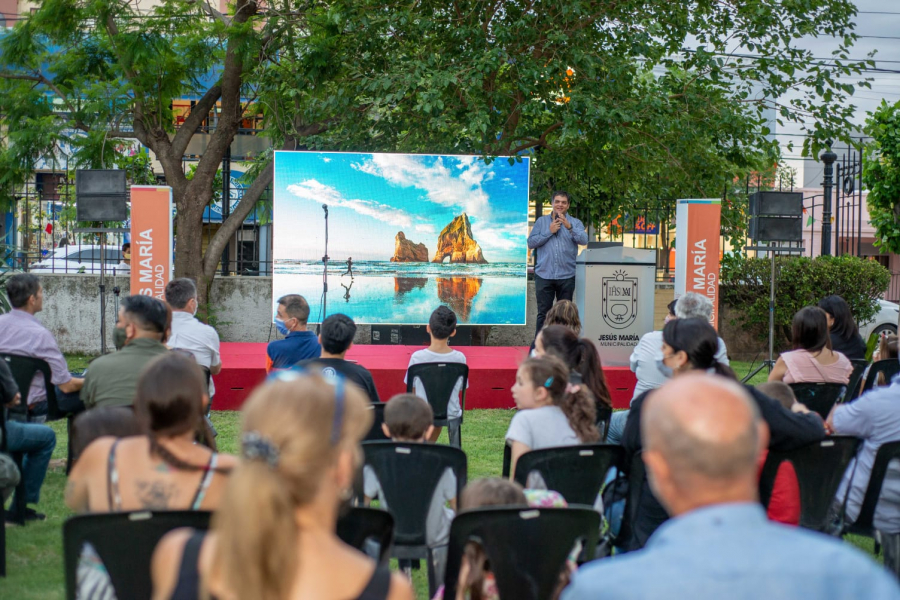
[165,278,222,399]
[606,292,729,444]
[563,375,900,600]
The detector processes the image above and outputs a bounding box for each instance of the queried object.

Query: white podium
[574,245,657,366]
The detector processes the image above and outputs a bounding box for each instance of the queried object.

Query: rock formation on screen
[390,231,429,262]
[431,213,488,264]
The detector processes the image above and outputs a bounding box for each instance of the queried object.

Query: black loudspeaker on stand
[74,169,128,354]
[743,191,805,382]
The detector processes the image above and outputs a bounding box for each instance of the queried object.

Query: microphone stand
[321,204,329,330]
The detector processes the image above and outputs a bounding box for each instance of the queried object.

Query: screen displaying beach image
[273,151,530,325]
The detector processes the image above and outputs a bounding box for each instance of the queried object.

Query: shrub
[719,254,891,348]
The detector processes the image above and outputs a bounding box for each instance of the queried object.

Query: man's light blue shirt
[527,213,588,280]
[563,503,900,600]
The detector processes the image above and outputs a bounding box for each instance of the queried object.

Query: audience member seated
[1,357,53,523]
[506,356,600,481]
[542,300,582,335]
[70,406,142,463]
[165,278,222,399]
[0,273,84,419]
[151,369,414,600]
[299,313,380,404]
[827,356,900,534]
[819,295,867,360]
[535,325,612,426]
[406,306,467,443]
[873,334,899,387]
[266,294,321,371]
[622,318,824,550]
[432,478,529,600]
[769,306,853,385]
[364,394,456,581]
[67,352,235,513]
[608,293,728,445]
[563,374,900,600]
[753,381,801,526]
[81,295,170,410]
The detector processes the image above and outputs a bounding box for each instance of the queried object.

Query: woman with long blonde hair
[152,371,414,600]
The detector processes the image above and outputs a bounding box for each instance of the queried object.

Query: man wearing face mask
[527,190,589,340]
[165,278,222,399]
[266,294,321,372]
[81,295,169,409]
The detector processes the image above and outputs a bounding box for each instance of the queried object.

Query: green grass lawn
[0,359,876,599]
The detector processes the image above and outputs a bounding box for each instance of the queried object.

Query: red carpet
[213,343,637,411]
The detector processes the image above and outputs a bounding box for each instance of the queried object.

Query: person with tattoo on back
[66,351,236,513]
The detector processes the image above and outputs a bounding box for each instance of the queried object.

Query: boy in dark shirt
[297,313,380,403]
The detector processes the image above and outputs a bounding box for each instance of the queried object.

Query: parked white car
[29,245,126,274]
[859,299,900,341]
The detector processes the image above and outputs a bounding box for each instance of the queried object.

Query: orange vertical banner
[130,186,173,300]
[674,199,722,330]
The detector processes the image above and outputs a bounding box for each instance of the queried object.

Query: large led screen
[273,151,530,325]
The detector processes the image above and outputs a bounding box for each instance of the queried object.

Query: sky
[779,0,900,186]
[273,152,530,263]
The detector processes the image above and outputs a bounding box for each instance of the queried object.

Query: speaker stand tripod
[75,227,128,354]
[741,243,805,383]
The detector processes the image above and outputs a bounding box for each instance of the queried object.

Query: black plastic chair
[842,440,900,578]
[0,354,64,522]
[759,436,860,532]
[361,440,467,597]
[63,510,212,600]
[513,444,624,506]
[364,403,389,442]
[846,359,870,401]
[862,360,900,393]
[443,507,599,600]
[501,442,512,478]
[788,383,847,420]
[337,506,394,564]
[406,362,469,447]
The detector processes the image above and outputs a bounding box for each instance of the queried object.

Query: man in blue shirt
[526,190,588,338]
[563,374,900,600]
[266,294,321,371]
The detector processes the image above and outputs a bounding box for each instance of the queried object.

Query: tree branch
[171,84,223,158]
[202,159,272,276]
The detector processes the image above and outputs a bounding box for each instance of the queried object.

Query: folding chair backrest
[788,383,847,419]
[406,362,469,422]
[501,443,512,478]
[847,359,870,401]
[363,403,389,442]
[336,507,394,563]
[513,444,624,506]
[362,441,466,545]
[759,436,860,531]
[63,510,212,600]
[850,440,900,536]
[863,360,900,393]
[0,353,57,418]
[444,507,600,600]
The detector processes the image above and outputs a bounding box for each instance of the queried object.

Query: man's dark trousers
[534,274,576,338]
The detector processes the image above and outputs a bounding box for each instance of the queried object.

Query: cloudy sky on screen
[273,152,530,263]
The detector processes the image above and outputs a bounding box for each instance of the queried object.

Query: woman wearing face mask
[619,318,826,551]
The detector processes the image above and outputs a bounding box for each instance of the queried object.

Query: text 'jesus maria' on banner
[674,199,721,330]
[130,186,173,301]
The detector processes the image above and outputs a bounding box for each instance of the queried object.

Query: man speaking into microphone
[527,190,589,339]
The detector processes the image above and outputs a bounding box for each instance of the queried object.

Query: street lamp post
[820,141,838,256]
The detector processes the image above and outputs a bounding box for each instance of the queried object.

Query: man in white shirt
[607,292,728,444]
[164,278,222,399]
